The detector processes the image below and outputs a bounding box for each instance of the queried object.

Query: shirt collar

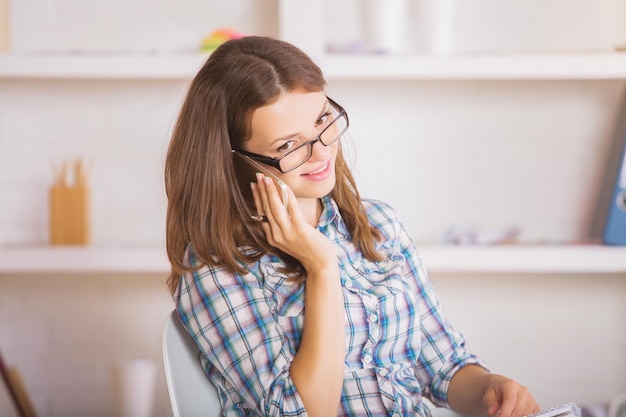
[317,195,351,237]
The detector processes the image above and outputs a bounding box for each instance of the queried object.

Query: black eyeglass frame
[231,97,348,173]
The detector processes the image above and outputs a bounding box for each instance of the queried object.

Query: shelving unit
[1,5,625,415]
[1,244,624,274]
[0,2,624,277]
[1,50,625,275]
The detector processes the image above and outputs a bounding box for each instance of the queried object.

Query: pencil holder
[49,184,91,245]
[0,0,9,53]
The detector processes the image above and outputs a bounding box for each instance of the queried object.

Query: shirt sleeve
[380,203,489,407]
[174,255,308,416]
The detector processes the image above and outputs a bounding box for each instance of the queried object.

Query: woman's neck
[297,197,323,227]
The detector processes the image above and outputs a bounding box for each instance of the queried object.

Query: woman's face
[246,90,339,201]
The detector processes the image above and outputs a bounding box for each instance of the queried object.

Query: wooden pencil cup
[0,0,9,53]
[49,184,90,245]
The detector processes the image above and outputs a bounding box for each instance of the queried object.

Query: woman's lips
[302,159,332,181]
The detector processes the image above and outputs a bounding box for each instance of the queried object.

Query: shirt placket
[361,293,379,367]
[351,277,403,417]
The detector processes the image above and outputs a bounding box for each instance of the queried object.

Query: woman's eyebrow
[269,100,330,146]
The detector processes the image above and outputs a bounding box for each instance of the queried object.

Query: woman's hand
[481,374,540,417]
[251,174,337,274]
[448,365,540,417]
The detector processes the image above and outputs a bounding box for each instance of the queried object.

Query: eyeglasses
[232,97,349,173]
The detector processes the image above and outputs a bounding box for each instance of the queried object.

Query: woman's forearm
[290,265,345,417]
[448,365,539,417]
[448,364,492,415]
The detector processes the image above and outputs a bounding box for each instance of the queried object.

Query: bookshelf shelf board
[0,246,170,274]
[417,244,626,274]
[320,52,626,80]
[2,52,626,80]
[0,244,624,274]
[0,53,210,80]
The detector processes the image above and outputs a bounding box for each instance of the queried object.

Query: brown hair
[164,36,382,295]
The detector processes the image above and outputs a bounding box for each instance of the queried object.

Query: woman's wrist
[302,260,339,280]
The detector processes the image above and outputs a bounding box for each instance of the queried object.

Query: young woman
[164,36,540,417]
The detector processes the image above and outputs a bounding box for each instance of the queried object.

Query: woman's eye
[277,140,296,154]
[315,111,332,128]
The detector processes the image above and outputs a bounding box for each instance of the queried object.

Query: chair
[162,310,222,417]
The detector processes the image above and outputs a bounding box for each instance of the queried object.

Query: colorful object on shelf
[200,29,244,52]
[438,225,520,245]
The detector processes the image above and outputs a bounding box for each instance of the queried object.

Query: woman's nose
[308,138,332,162]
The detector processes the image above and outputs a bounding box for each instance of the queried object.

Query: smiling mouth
[305,160,330,176]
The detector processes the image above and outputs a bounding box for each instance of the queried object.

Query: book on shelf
[603,100,626,246]
[0,349,38,417]
[592,92,626,245]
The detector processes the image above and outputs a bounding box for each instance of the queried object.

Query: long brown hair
[164,36,382,295]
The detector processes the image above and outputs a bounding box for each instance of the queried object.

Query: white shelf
[0,53,210,80]
[320,52,626,80]
[417,244,626,274]
[0,244,624,274]
[0,246,170,274]
[2,52,626,80]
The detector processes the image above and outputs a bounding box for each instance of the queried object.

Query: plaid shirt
[175,196,486,416]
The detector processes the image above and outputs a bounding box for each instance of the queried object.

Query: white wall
[1,271,624,416]
[0,273,174,417]
[0,79,184,246]
[325,0,626,54]
[9,0,278,53]
[1,1,626,416]
[2,79,623,246]
[430,272,626,408]
[330,79,625,244]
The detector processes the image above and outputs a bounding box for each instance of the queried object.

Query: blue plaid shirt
[175,196,486,416]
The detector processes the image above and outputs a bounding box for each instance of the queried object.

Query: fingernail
[256,172,263,181]
[264,176,271,185]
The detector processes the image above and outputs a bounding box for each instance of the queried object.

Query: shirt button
[393,413,401,417]
[368,314,378,323]
[363,354,372,364]
[344,281,353,288]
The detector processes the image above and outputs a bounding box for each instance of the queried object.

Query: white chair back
[162,310,221,417]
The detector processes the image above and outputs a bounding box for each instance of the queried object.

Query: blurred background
[1,0,626,416]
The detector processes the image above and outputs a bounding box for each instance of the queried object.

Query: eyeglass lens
[279,111,348,172]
